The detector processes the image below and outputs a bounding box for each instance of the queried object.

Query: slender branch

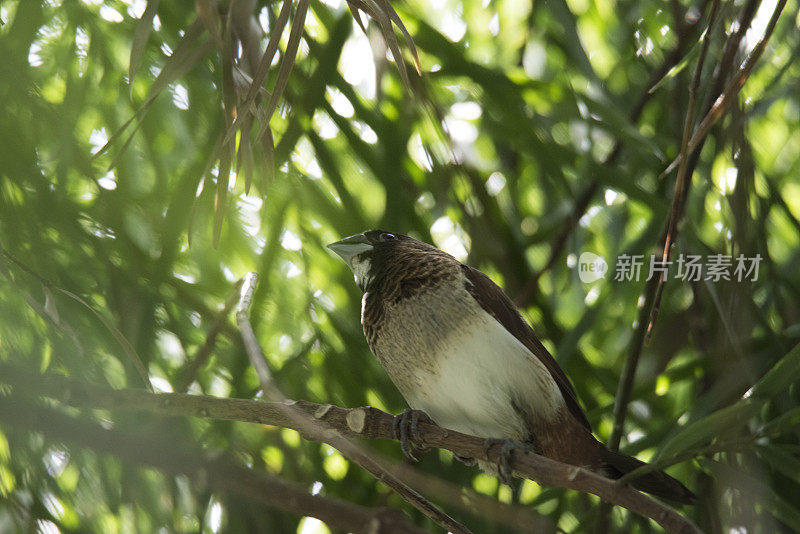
[592,246,667,533]
[660,0,788,177]
[385,457,553,532]
[606,0,763,471]
[0,394,426,534]
[0,364,700,534]
[236,272,280,399]
[645,0,721,342]
[640,0,761,361]
[647,0,786,336]
[0,252,85,356]
[176,279,243,393]
[608,263,664,452]
[623,0,773,448]
[169,276,240,340]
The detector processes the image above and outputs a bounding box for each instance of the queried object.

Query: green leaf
[699,458,800,531]
[128,0,160,99]
[749,342,800,399]
[756,444,800,481]
[648,38,702,94]
[760,406,800,438]
[658,400,765,460]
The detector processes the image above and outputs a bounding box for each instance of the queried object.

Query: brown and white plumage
[329,230,695,503]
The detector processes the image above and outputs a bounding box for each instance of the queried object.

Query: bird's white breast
[370,278,563,441]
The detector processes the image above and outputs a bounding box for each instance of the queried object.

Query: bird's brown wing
[461,264,591,431]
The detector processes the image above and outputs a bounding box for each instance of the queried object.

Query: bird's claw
[393,409,433,461]
[483,438,524,487]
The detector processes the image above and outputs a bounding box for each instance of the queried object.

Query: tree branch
[0,363,700,534]
[645,0,721,341]
[0,394,426,534]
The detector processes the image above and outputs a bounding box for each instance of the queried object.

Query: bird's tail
[600,448,696,505]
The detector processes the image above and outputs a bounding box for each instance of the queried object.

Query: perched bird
[328,230,695,504]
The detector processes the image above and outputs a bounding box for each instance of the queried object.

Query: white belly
[392,302,563,441]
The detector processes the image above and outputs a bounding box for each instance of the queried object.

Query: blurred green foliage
[1,0,800,532]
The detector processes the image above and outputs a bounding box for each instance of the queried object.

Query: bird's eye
[381,232,397,241]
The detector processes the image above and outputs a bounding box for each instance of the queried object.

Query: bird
[328,229,695,504]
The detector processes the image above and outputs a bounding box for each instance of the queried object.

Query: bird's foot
[483,438,533,487]
[392,409,434,461]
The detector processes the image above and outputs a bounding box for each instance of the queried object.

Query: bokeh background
[1,0,800,532]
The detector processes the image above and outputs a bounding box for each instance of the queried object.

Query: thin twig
[606,0,767,464]
[608,262,664,452]
[0,251,85,356]
[645,0,721,341]
[175,279,244,393]
[659,0,788,178]
[596,2,766,528]
[592,256,666,533]
[386,457,554,532]
[236,272,280,399]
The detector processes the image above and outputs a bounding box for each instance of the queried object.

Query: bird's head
[327,230,449,292]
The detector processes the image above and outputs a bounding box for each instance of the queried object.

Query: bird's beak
[327,233,373,266]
